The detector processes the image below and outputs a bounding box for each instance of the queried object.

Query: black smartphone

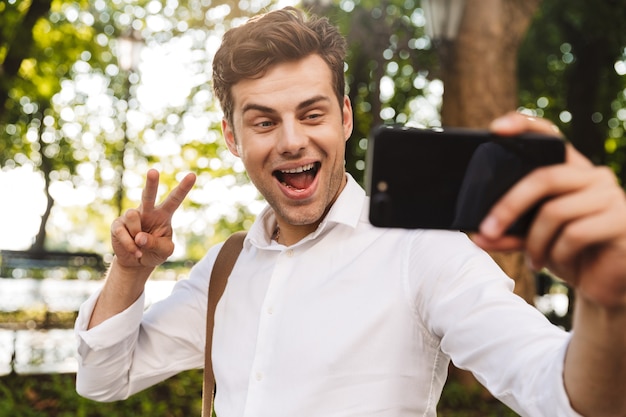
[366,125,566,235]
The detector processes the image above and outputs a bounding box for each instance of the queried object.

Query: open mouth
[274,162,321,191]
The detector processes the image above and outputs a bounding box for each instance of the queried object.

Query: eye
[256,120,274,128]
[303,111,324,122]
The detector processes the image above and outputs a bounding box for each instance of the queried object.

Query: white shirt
[75,175,580,417]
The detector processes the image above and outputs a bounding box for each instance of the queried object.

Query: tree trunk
[30,104,54,253]
[440,0,542,302]
[0,0,53,121]
[439,0,542,395]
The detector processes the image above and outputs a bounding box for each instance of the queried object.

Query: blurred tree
[0,0,52,110]
[304,0,438,185]
[518,0,626,182]
[0,0,272,256]
[0,0,110,252]
[440,0,541,130]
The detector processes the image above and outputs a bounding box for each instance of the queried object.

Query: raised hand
[111,169,197,269]
[88,170,196,329]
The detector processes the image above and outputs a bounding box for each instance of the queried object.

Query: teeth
[281,163,315,174]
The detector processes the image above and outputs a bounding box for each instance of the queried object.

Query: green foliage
[518,0,626,182]
[0,371,521,416]
[438,379,520,417]
[0,0,107,168]
[0,309,77,329]
[0,0,270,255]
[0,371,203,417]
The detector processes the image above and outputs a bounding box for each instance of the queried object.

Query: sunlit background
[0,0,445,257]
[0,38,267,255]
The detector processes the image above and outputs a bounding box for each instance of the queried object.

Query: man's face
[223,54,353,234]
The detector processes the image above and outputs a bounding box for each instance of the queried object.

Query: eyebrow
[297,95,332,110]
[241,95,332,116]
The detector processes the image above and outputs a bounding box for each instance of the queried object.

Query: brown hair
[212,7,347,125]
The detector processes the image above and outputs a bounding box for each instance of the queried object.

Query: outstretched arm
[88,169,196,329]
[472,112,626,417]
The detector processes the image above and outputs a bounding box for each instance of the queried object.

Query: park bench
[0,250,106,280]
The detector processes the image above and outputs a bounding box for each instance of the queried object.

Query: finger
[488,112,594,172]
[490,111,563,137]
[158,172,197,215]
[134,233,175,265]
[123,208,143,237]
[549,187,626,272]
[479,162,598,240]
[564,143,594,169]
[140,169,160,212]
[524,178,615,269]
[142,233,175,257]
[552,209,626,272]
[111,216,142,258]
[470,233,525,252]
[121,209,144,257]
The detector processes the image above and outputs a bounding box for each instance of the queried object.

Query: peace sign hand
[111,169,197,270]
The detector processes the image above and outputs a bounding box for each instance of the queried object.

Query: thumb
[135,232,149,249]
[135,232,175,264]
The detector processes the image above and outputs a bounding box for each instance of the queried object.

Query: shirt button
[255,372,263,381]
[285,249,294,257]
[267,307,274,315]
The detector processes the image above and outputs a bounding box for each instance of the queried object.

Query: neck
[273,221,319,246]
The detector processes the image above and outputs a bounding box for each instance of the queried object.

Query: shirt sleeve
[75,245,222,402]
[408,230,582,417]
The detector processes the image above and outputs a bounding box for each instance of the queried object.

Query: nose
[276,120,308,155]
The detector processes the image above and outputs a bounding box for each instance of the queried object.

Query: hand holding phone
[366,125,566,235]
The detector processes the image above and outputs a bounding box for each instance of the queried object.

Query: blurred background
[0,0,624,415]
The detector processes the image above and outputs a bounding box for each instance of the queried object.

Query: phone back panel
[366,125,565,234]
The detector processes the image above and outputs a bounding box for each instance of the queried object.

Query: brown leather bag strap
[201,231,247,417]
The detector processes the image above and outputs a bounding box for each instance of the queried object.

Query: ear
[342,95,354,142]
[222,119,240,157]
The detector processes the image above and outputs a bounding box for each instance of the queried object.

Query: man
[75,7,626,417]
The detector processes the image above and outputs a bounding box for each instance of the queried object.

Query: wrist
[110,254,155,277]
[87,256,154,329]
[571,293,626,353]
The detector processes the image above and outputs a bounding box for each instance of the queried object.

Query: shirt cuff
[75,288,146,351]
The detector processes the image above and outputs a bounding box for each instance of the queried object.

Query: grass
[0,371,203,417]
[0,370,520,417]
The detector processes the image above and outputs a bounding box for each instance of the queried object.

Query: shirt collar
[245,173,366,249]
